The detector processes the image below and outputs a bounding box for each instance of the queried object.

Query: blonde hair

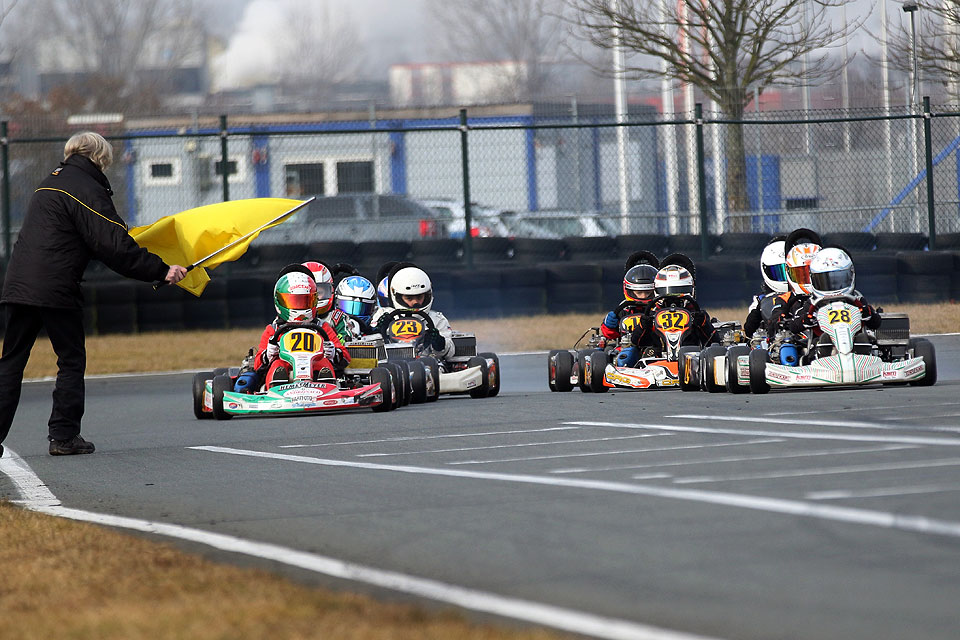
[64,131,114,171]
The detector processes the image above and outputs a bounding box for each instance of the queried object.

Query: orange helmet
[302,261,334,314]
[785,243,821,295]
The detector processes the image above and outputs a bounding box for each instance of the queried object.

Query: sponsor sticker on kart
[904,365,923,377]
[795,374,812,382]
[388,319,424,341]
[769,371,790,381]
[882,370,899,379]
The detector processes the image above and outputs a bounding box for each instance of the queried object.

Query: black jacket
[2,155,168,309]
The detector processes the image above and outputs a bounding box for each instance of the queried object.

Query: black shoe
[49,435,96,456]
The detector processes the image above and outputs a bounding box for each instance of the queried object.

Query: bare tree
[426,0,569,102]
[569,0,861,218]
[882,2,960,102]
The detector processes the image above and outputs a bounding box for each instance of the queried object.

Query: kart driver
[371,265,456,360]
[766,228,822,335]
[233,269,350,392]
[600,250,660,368]
[334,275,379,338]
[743,235,789,338]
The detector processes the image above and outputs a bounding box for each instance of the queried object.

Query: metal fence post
[1,121,9,266]
[922,97,936,249]
[459,108,473,268]
[695,104,709,261]
[220,114,230,202]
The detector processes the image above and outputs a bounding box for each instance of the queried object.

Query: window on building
[214,159,238,177]
[143,159,181,186]
[285,163,325,198]
[336,161,374,193]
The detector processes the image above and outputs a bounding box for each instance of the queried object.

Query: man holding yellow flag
[0,132,187,457]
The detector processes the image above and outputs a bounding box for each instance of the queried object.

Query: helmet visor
[337,298,374,318]
[655,284,694,296]
[810,268,853,294]
[624,284,655,301]
[316,282,334,300]
[763,263,789,283]
[277,291,317,311]
[787,264,811,286]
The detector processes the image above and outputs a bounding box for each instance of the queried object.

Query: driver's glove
[322,340,337,362]
[265,342,279,362]
[430,330,447,352]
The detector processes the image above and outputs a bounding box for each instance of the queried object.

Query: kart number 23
[389,319,424,339]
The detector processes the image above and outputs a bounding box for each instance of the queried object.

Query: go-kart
[549,297,710,392]
[342,334,439,406]
[376,308,500,398]
[193,323,396,420]
[741,297,935,393]
[676,320,751,393]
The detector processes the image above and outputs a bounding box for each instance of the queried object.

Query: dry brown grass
[0,502,568,640]
[11,302,959,378]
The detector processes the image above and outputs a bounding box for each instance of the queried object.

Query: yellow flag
[130,198,307,297]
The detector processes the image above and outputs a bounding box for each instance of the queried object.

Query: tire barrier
[257,243,309,273]
[600,260,628,310]
[510,238,565,264]
[616,234,669,257]
[91,281,139,334]
[545,264,603,314]
[410,239,463,267]
[694,259,756,308]
[667,234,719,257]
[875,232,926,253]
[471,237,513,264]
[355,241,412,270]
[306,241,357,266]
[937,233,960,250]
[716,233,770,257]
[897,251,955,303]
[852,255,899,304]
[563,236,611,262]
[183,279,229,330]
[227,276,272,329]
[822,232,877,253]
[451,269,503,317]
[137,280,185,332]
[499,267,548,316]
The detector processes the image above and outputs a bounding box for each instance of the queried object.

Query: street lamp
[903,2,919,107]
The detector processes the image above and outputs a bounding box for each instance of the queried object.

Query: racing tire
[468,355,491,398]
[420,356,441,402]
[211,374,233,421]
[678,346,701,392]
[370,367,396,412]
[385,362,408,408]
[725,346,751,394]
[748,348,770,394]
[395,360,413,406]
[192,371,213,420]
[553,350,575,393]
[586,350,609,393]
[701,345,727,393]
[406,359,428,403]
[576,349,595,392]
[908,338,937,387]
[479,352,501,397]
[547,349,561,391]
[213,367,230,377]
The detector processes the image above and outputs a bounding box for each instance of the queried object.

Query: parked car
[416,199,513,238]
[258,194,447,243]
[500,211,618,239]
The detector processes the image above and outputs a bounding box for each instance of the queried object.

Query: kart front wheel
[909,338,937,387]
[468,355,490,398]
[211,374,233,420]
[370,367,396,412]
[725,346,751,394]
[701,345,727,393]
[547,349,561,391]
[407,359,428,403]
[420,356,441,402]
[479,352,501,397]
[193,371,213,420]
[586,350,609,393]
[678,346,700,392]
[576,349,595,392]
[553,350,574,393]
[385,362,408,408]
[749,348,770,394]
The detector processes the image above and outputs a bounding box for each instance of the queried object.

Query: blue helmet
[376,276,390,308]
[336,275,377,322]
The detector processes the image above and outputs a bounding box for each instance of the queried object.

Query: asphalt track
[3,335,960,640]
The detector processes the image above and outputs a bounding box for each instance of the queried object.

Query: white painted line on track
[550,439,786,474]
[806,485,960,500]
[763,402,960,417]
[584,445,915,478]
[886,412,960,421]
[0,448,720,640]
[279,426,580,448]
[672,457,960,484]
[356,433,665,458]
[565,421,960,447]
[667,414,960,434]
[187,445,960,540]
[445,434,675,465]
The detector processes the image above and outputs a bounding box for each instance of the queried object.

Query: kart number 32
[655,309,690,331]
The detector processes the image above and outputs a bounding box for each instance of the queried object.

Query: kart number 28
[827,309,852,324]
[283,331,317,352]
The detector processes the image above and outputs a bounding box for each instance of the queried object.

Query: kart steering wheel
[378,308,436,343]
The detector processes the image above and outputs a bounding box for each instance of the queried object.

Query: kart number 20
[284,331,316,352]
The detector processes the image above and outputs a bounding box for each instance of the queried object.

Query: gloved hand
[692,310,708,327]
[265,342,279,362]
[430,330,446,352]
[323,340,337,361]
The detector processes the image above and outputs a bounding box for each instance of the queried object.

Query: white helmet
[785,242,821,295]
[389,266,433,311]
[760,239,788,294]
[654,264,695,298]
[809,247,855,299]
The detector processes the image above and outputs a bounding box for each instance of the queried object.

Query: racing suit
[628,296,715,361]
[788,291,881,340]
[371,306,456,360]
[743,291,779,338]
[234,319,350,392]
[600,301,653,367]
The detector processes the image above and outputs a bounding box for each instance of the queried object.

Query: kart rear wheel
[420,356,441,402]
[385,362,408,408]
[479,352,501,397]
[406,359,428,403]
[749,348,770,394]
[192,371,213,420]
[586,350,609,393]
[213,367,230,377]
[370,367,396,412]
[908,338,937,387]
[211,374,233,420]
[468,355,490,398]
[701,345,727,393]
[678,346,700,392]
[576,349,595,392]
[725,346,751,394]
[547,349,561,391]
[553,350,574,392]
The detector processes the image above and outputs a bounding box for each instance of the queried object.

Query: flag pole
[153,196,315,289]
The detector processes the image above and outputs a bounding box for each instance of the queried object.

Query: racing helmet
[623,264,658,302]
[389,266,433,311]
[785,242,821,295]
[760,238,789,294]
[376,276,390,308]
[809,247,855,299]
[302,260,334,315]
[274,271,318,323]
[654,264,695,298]
[336,275,377,323]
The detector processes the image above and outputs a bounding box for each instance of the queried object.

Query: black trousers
[0,304,85,444]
